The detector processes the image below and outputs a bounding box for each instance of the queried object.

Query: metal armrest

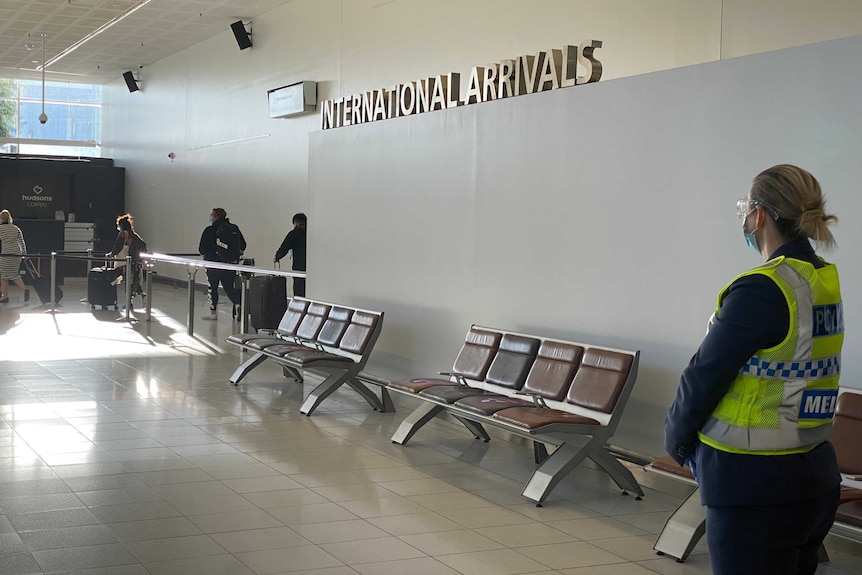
[438,371,468,386]
[515,391,549,408]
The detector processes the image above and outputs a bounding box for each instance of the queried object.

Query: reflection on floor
[0,280,860,574]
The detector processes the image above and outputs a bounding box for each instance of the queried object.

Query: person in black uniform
[665,165,843,575]
[199,207,246,320]
[274,212,307,297]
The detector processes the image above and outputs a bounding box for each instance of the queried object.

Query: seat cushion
[492,407,600,430]
[389,377,457,394]
[836,500,862,528]
[840,485,862,504]
[244,337,283,350]
[263,343,309,357]
[418,386,489,404]
[454,395,534,416]
[651,455,695,480]
[281,350,354,366]
[226,333,268,345]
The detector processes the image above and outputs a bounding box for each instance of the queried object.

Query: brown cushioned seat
[492,407,599,429]
[836,500,862,528]
[651,455,695,480]
[389,377,458,394]
[832,392,862,476]
[418,386,489,404]
[840,485,862,504]
[245,337,287,351]
[387,328,503,395]
[281,350,353,366]
[227,333,273,345]
[454,394,534,415]
[264,343,311,357]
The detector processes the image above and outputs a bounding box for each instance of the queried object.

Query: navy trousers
[706,484,840,575]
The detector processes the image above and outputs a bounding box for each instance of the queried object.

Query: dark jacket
[275,224,306,271]
[199,218,246,262]
[665,238,841,506]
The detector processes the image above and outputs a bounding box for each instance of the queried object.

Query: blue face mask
[742,218,759,254]
[208,215,214,225]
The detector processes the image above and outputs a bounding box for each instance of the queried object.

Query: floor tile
[235,545,342,574]
[144,554,255,575]
[516,541,627,570]
[209,526,310,553]
[267,503,359,526]
[19,524,117,551]
[399,529,504,555]
[124,534,227,562]
[353,557,461,575]
[320,536,425,564]
[366,512,463,536]
[32,543,138,572]
[294,519,391,544]
[436,548,548,575]
[188,509,283,534]
[106,517,203,542]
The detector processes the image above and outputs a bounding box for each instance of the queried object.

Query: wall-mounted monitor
[268,81,317,118]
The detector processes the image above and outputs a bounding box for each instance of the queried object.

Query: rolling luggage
[23,260,63,304]
[88,266,118,310]
[248,275,287,330]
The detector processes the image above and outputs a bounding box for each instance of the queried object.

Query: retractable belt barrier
[3,251,306,335]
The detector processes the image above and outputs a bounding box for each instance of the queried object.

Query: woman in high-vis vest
[665,165,843,575]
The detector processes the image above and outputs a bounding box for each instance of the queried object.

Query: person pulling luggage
[274,212,306,297]
[199,207,246,320]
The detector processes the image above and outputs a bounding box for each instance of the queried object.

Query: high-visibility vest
[698,256,843,455]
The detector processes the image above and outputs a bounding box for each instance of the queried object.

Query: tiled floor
[0,280,861,574]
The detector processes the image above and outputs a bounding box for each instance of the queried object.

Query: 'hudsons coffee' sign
[321,40,602,130]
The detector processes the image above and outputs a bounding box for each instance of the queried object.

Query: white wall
[309,35,862,456]
[99,1,862,456]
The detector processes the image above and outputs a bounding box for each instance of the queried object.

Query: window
[0,78,101,156]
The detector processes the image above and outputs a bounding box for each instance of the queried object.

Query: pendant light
[38,34,47,125]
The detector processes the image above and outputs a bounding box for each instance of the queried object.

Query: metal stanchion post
[124,255,132,321]
[240,275,249,333]
[86,248,93,273]
[145,262,153,322]
[50,252,57,313]
[187,266,198,336]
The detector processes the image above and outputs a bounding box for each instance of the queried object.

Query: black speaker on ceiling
[231,20,252,50]
[122,71,139,93]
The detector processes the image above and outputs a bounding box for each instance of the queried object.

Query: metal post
[86,248,93,273]
[124,255,132,320]
[240,275,249,333]
[187,266,198,336]
[50,252,57,313]
[145,262,153,322]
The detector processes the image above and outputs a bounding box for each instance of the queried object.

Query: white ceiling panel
[0,0,296,84]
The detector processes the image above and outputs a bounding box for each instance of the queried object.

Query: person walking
[274,212,306,297]
[665,164,843,575]
[0,209,29,304]
[198,207,246,320]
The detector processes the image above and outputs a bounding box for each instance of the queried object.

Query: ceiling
[0,0,296,84]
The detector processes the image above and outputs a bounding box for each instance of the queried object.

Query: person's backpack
[214,222,242,263]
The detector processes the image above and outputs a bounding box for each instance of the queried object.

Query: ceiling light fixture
[38,0,153,71]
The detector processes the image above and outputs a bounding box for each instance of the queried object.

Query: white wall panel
[309,36,862,456]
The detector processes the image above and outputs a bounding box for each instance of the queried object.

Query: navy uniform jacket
[665,238,841,506]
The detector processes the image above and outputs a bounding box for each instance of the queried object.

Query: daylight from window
[0,78,101,157]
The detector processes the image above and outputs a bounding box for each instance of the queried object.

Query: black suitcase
[23,260,63,304]
[248,275,287,330]
[88,267,118,310]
